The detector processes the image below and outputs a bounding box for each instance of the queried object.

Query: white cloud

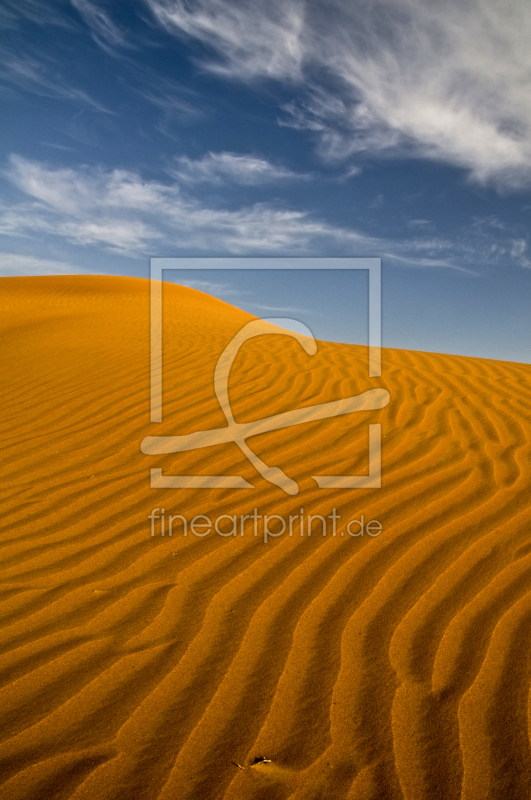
[383,251,479,276]
[0,56,110,111]
[169,151,308,185]
[3,155,528,270]
[339,165,362,181]
[1,154,370,255]
[510,238,531,268]
[174,278,247,297]
[138,86,203,123]
[0,252,93,276]
[248,302,311,313]
[145,0,531,188]
[171,281,311,313]
[70,0,131,52]
[0,0,75,31]
[145,0,307,80]
[407,219,431,228]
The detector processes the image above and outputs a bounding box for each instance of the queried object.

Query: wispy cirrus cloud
[137,80,204,123]
[169,151,309,185]
[0,0,75,30]
[145,0,307,81]
[1,154,370,255]
[248,302,312,313]
[394,222,531,272]
[173,278,249,297]
[145,0,531,189]
[0,1,126,108]
[2,155,529,270]
[0,55,111,111]
[170,279,313,314]
[70,0,132,54]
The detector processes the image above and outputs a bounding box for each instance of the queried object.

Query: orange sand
[0,274,530,800]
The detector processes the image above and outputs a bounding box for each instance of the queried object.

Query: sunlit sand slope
[0,274,530,800]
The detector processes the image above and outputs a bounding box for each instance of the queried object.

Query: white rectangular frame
[149,257,381,423]
[147,257,384,490]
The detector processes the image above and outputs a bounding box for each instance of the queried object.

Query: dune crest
[0,274,530,800]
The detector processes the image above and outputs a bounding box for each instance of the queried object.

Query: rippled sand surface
[1,274,530,800]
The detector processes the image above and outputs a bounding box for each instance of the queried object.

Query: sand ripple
[0,275,530,799]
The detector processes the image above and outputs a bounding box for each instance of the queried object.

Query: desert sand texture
[1,274,531,800]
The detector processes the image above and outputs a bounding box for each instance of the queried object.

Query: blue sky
[1,0,530,362]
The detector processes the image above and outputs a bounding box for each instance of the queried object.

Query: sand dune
[0,274,530,800]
